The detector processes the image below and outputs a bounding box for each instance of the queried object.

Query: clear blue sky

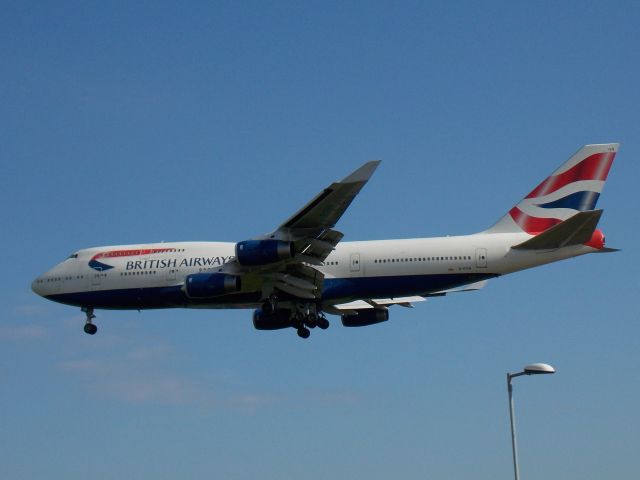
[2,2,638,479]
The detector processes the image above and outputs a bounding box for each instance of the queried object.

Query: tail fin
[486,143,619,234]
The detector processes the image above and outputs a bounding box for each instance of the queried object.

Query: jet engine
[253,308,294,330]
[184,273,241,298]
[235,239,294,266]
[341,307,389,327]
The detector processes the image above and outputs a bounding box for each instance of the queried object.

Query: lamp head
[523,363,555,375]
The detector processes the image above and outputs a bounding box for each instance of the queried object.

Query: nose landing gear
[81,307,98,335]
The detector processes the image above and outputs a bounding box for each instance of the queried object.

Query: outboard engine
[341,308,389,327]
[236,240,294,266]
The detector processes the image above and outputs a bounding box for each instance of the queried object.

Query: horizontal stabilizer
[595,247,620,253]
[512,210,603,250]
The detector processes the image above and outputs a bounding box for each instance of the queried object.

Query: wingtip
[341,160,381,183]
[583,142,621,153]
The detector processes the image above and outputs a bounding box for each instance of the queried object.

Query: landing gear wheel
[297,327,311,339]
[317,317,330,330]
[305,313,318,329]
[81,306,97,335]
[83,323,98,335]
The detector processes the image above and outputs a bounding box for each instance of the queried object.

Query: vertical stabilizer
[485,143,619,234]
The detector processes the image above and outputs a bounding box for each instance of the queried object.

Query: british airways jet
[32,143,619,338]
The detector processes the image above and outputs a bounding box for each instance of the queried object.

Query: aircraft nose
[31,276,44,296]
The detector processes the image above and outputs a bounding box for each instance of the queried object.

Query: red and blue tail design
[487,144,618,235]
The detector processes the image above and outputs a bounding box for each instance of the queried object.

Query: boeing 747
[32,143,619,338]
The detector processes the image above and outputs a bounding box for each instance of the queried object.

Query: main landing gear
[292,303,330,339]
[82,307,97,335]
[262,295,278,315]
[295,315,329,338]
[297,326,311,339]
[260,297,330,339]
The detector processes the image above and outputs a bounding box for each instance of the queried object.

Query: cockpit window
[67,253,79,259]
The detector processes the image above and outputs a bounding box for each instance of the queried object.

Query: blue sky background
[2,2,639,479]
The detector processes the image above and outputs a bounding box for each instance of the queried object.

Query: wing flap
[274,263,325,300]
[332,296,427,310]
[297,229,344,264]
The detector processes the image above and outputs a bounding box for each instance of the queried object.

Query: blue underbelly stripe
[322,273,495,300]
[45,273,497,309]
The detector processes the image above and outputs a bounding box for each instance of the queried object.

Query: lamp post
[507,363,555,480]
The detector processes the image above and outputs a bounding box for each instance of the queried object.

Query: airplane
[31,143,619,339]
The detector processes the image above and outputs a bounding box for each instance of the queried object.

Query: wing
[221,161,381,300]
[327,281,489,313]
[329,296,427,313]
[277,161,380,235]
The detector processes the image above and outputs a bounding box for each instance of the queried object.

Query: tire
[84,323,97,335]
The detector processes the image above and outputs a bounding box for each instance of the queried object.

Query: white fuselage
[32,232,596,311]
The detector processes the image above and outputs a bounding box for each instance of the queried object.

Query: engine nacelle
[184,273,241,298]
[253,309,293,330]
[236,240,294,266]
[341,308,389,327]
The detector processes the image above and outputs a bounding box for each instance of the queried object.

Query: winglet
[341,160,381,183]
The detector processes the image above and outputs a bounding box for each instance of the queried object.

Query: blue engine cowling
[253,309,294,330]
[184,273,241,298]
[341,308,389,327]
[236,239,294,266]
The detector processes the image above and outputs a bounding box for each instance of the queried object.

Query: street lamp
[507,363,555,480]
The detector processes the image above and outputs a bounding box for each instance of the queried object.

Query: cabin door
[350,253,361,273]
[475,248,488,268]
